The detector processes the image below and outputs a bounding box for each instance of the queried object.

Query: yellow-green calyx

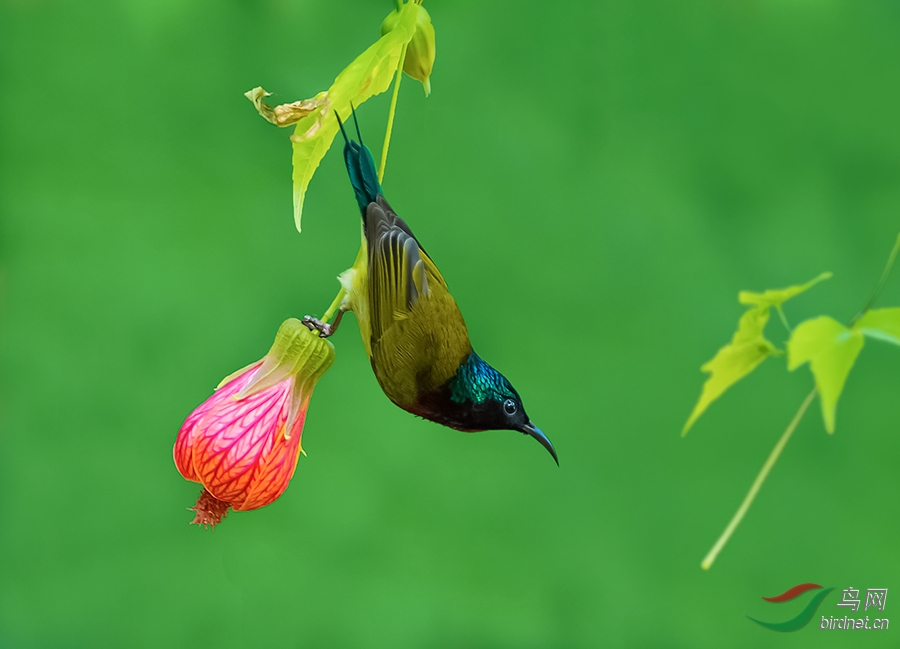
[382,2,435,95]
[220,318,334,441]
[240,318,335,400]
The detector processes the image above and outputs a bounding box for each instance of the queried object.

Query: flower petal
[191,377,292,504]
[233,398,309,511]
[173,362,261,482]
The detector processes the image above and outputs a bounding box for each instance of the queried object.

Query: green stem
[852,232,900,325]
[701,388,817,570]
[775,305,791,334]
[378,41,409,184]
[321,288,347,324]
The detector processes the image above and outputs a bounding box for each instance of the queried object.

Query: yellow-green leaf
[739,272,832,309]
[854,307,900,346]
[683,306,777,436]
[787,316,864,433]
[286,1,420,231]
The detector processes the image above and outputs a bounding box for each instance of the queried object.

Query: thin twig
[321,287,347,324]
[775,305,792,334]
[852,233,900,325]
[701,388,817,570]
[378,42,409,184]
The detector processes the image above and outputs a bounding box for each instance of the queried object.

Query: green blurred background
[2,0,899,647]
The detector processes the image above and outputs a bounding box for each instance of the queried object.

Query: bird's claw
[302,315,333,338]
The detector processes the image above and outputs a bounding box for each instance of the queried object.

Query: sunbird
[304,112,557,464]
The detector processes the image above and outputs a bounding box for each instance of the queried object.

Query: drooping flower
[381,2,436,95]
[174,318,334,528]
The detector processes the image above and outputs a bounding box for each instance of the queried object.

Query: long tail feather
[335,110,381,214]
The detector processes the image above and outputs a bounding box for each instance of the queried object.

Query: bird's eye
[503,399,517,416]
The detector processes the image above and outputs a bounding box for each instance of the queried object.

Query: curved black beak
[521,421,558,465]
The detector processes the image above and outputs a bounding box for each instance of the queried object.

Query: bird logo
[747,583,833,631]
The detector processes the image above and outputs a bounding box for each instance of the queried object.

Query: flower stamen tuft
[189,489,230,530]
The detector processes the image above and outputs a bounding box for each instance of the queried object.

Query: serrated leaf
[287,2,420,232]
[683,306,777,436]
[787,316,864,433]
[854,307,900,346]
[739,272,832,309]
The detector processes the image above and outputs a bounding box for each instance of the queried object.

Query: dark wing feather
[366,196,435,342]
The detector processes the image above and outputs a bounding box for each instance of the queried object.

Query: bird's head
[440,353,558,464]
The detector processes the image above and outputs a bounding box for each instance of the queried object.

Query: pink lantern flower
[174,318,334,528]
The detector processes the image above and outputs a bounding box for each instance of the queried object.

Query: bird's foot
[302,310,344,338]
[302,316,333,338]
